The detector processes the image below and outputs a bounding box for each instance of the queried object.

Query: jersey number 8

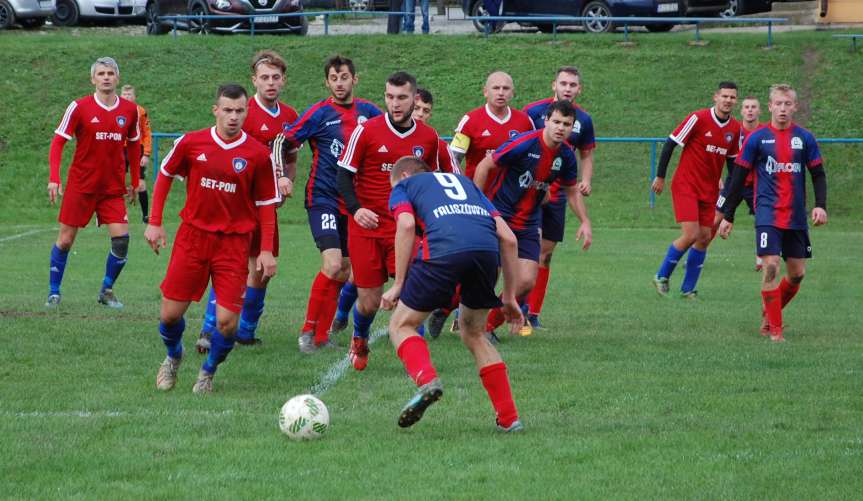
[433,173,467,201]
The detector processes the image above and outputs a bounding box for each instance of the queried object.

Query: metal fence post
[624,23,629,43]
[650,141,657,208]
[171,18,177,38]
[552,21,557,39]
[767,21,773,48]
[484,17,490,38]
[694,22,700,43]
[250,17,255,37]
[324,13,329,35]
[151,136,160,183]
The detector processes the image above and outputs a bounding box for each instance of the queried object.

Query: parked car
[719,0,771,17]
[303,0,389,10]
[0,0,54,28]
[51,0,146,26]
[146,0,308,34]
[465,0,731,34]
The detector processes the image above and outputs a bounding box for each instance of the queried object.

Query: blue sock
[681,248,707,293]
[159,318,186,360]
[203,330,235,374]
[335,282,358,323]
[352,305,376,340]
[49,244,69,295]
[657,243,687,279]
[102,236,129,291]
[417,323,425,337]
[237,286,266,341]
[201,288,217,335]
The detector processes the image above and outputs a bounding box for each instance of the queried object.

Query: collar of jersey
[385,113,416,138]
[254,94,281,118]
[485,104,512,125]
[93,93,120,112]
[710,107,732,128]
[210,127,248,150]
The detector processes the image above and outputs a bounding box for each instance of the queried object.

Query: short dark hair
[742,95,759,102]
[718,81,738,91]
[555,66,580,80]
[216,83,247,102]
[544,99,576,120]
[386,71,417,92]
[324,55,355,78]
[416,87,433,105]
[391,156,429,182]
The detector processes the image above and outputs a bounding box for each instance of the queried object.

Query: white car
[52,0,146,26]
[0,0,55,29]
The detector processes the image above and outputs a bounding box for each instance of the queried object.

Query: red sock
[485,306,506,332]
[761,288,783,335]
[778,277,800,309]
[302,272,329,333]
[396,336,437,386]
[479,362,518,428]
[314,278,344,345]
[527,266,550,316]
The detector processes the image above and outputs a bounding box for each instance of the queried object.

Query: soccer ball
[279,394,329,440]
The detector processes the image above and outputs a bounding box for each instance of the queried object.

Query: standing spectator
[404,0,430,34]
[387,0,403,34]
[120,84,152,223]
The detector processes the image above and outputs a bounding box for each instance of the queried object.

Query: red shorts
[249,213,280,258]
[671,188,714,228]
[58,190,127,228]
[348,233,395,288]
[160,223,251,313]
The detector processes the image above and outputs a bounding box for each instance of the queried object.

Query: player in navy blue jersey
[380,156,524,432]
[719,84,827,343]
[522,66,595,332]
[473,100,592,340]
[273,55,382,353]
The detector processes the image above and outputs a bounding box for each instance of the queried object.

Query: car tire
[349,0,370,11]
[0,0,16,29]
[146,1,168,34]
[188,1,210,33]
[20,17,47,28]
[52,0,80,26]
[720,0,740,18]
[470,0,503,34]
[292,14,308,35]
[581,0,614,33]
[646,23,674,32]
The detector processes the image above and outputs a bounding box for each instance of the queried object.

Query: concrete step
[770,1,817,12]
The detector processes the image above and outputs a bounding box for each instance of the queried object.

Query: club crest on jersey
[331,139,345,158]
[573,120,581,134]
[412,146,424,158]
[518,170,533,189]
[791,137,803,150]
[116,116,127,127]
[552,157,562,171]
[725,132,733,144]
[508,130,519,139]
[357,115,368,125]
[232,157,248,173]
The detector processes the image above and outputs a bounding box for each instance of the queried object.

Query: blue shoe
[527,314,543,329]
[398,378,443,428]
[496,419,524,433]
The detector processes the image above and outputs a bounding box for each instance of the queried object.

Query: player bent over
[719,84,827,342]
[145,84,279,393]
[381,157,524,431]
[46,57,141,309]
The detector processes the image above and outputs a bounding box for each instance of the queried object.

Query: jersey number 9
[433,173,467,201]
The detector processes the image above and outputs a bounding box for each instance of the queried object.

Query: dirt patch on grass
[796,47,821,126]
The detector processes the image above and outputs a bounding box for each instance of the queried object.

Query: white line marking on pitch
[309,326,389,397]
[0,228,50,243]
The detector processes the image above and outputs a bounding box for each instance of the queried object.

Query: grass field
[1,30,862,498]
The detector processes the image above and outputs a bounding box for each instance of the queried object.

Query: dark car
[303,0,389,10]
[465,0,731,33]
[719,0,772,17]
[146,0,308,34]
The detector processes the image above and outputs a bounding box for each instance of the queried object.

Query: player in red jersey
[196,51,299,352]
[146,84,279,394]
[413,87,460,174]
[714,95,764,270]
[337,71,440,371]
[652,82,741,299]
[46,57,141,309]
[719,84,827,342]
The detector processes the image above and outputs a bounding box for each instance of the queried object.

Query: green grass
[1,30,862,498]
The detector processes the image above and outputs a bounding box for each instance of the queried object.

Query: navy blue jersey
[283,97,382,212]
[389,172,500,260]
[489,130,578,231]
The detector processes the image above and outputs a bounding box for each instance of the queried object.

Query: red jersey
[244,94,299,147]
[338,114,440,238]
[739,123,763,188]
[450,104,534,180]
[54,94,140,195]
[437,139,460,174]
[159,127,278,234]
[669,107,741,202]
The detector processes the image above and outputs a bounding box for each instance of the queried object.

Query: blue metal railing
[469,15,788,47]
[150,133,862,209]
[158,10,410,37]
[832,34,863,51]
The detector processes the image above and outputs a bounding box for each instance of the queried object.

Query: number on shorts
[759,232,768,249]
[433,172,467,201]
[321,213,337,231]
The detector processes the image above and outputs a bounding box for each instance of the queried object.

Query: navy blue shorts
[400,251,502,312]
[717,178,754,215]
[755,225,811,260]
[308,206,349,256]
[513,227,541,262]
[540,198,566,243]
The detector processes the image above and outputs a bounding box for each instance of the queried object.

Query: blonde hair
[769,84,797,103]
[121,84,135,94]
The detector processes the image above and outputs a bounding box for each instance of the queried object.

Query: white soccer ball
[279,394,329,440]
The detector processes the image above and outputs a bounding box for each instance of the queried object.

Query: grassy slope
[0,31,861,499]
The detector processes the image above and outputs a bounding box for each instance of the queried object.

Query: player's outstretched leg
[760,256,785,342]
[194,308,239,393]
[98,233,129,309]
[654,243,686,296]
[157,317,186,391]
[236,286,266,346]
[47,243,71,307]
[389,303,442,428]
[197,288,217,353]
[331,280,358,334]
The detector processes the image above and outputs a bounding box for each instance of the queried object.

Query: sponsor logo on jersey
[518,170,533,189]
[90,116,100,123]
[377,145,389,153]
[573,121,581,134]
[762,139,775,144]
[527,153,541,160]
[95,132,123,141]
[232,157,248,173]
[357,115,368,125]
[325,119,342,127]
[508,130,519,139]
[197,153,208,162]
[791,137,803,150]
[765,155,801,174]
[201,177,238,193]
[116,116,127,127]
[705,144,728,155]
[412,146,424,158]
[481,129,491,137]
[552,157,562,171]
[331,139,345,158]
